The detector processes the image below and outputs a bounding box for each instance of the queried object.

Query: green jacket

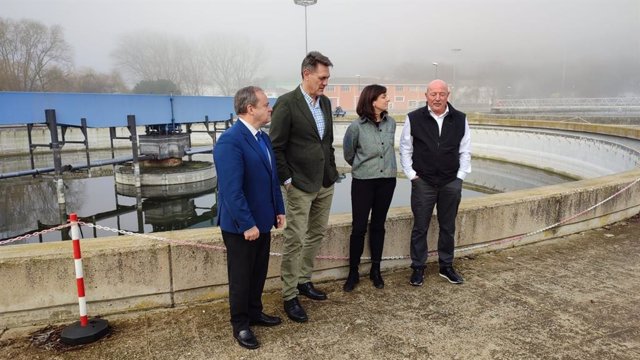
[269,86,339,193]
[343,115,397,179]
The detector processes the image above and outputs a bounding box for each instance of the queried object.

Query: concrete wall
[1,120,640,329]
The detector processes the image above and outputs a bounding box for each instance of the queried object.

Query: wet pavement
[1,213,639,360]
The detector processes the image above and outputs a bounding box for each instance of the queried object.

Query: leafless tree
[112,31,264,96]
[0,17,72,91]
[112,32,206,95]
[68,68,128,93]
[201,34,263,96]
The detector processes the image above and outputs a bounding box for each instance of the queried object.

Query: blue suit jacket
[213,121,285,234]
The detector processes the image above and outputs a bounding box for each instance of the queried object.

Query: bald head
[427,79,450,93]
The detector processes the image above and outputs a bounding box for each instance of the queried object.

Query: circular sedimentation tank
[114,160,216,197]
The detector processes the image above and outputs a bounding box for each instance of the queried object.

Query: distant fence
[491,97,640,114]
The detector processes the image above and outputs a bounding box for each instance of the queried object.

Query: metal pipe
[0,155,147,180]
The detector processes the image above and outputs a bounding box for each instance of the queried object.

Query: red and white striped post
[71,213,89,327]
[61,213,109,345]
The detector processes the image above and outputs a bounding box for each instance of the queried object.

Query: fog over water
[3,0,640,97]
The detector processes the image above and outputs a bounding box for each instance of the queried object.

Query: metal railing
[491,97,640,113]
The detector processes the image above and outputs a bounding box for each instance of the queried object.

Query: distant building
[324,82,428,112]
[264,77,492,113]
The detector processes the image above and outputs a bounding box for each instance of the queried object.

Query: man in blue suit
[214,86,286,350]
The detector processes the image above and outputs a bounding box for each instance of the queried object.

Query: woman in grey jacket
[342,84,397,292]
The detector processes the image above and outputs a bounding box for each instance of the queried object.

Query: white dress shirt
[238,117,271,163]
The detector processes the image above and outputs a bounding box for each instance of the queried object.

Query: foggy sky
[3,0,640,85]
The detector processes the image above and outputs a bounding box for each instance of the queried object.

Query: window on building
[409,100,418,108]
[396,85,404,92]
[388,102,394,110]
[326,85,335,92]
[395,96,404,102]
[341,85,351,91]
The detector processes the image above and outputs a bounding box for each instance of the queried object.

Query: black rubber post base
[60,318,110,345]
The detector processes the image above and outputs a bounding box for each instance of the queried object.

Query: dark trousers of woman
[222,230,270,336]
[349,177,397,268]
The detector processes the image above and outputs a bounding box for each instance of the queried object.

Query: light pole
[294,0,318,55]
[432,62,439,79]
[451,48,462,89]
[352,74,362,110]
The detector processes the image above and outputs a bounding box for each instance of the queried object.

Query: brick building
[323,78,428,112]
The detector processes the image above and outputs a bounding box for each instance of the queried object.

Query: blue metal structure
[0,92,235,127]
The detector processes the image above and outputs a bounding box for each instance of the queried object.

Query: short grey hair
[234,86,263,115]
[300,51,333,78]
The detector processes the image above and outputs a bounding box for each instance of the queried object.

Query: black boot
[369,262,384,289]
[343,267,359,292]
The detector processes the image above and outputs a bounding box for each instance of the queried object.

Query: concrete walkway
[1,214,639,359]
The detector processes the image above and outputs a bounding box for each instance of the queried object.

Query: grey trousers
[409,177,462,269]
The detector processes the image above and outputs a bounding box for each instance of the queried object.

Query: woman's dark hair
[356,84,387,121]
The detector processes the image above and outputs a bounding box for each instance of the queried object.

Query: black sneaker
[439,267,464,284]
[409,268,424,286]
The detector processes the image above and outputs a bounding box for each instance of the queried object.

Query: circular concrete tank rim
[114,161,216,186]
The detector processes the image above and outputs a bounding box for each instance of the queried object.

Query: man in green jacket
[269,51,339,323]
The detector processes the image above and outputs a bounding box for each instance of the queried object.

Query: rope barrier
[457,176,640,254]
[2,176,638,263]
[0,223,71,246]
[78,222,228,252]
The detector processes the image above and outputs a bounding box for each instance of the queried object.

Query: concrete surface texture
[1,213,639,360]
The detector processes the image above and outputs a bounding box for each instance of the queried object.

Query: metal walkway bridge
[0,91,239,179]
[491,97,640,113]
[0,91,236,127]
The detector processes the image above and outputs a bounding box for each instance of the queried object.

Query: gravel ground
[1,213,639,360]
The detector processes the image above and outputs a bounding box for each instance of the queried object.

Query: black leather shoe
[439,266,464,284]
[343,270,360,292]
[234,329,259,349]
[297,282,327,300]
[249,312,282,327]
[370,269,384,289]
[284,297,308,323]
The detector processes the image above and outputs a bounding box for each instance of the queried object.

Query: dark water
[0,155,574,245]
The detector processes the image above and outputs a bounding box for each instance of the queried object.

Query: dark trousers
[222,230,271,335]
[349,177,397,268]
[409,177,462,269]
